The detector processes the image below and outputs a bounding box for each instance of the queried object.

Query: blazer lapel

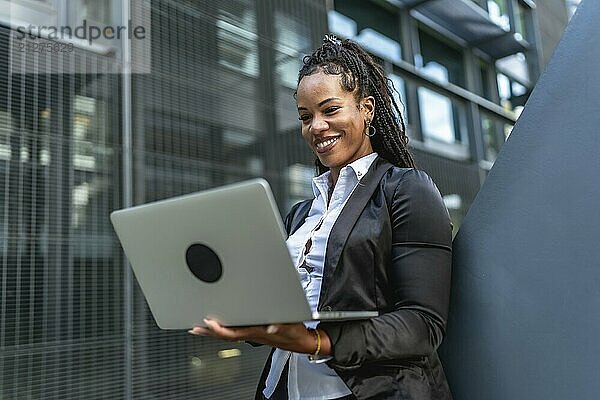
[288,200,312,236]
[320,156,393,303]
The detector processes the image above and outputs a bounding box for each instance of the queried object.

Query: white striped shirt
[263,152,378,400]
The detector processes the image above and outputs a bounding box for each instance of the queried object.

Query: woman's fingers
[202,319,238,339]
[188,326,211,335]
[188,319,259,341]
[192,319,236,340]
[188,321,316,353]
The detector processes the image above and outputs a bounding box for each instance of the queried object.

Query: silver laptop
[110,179,377,329]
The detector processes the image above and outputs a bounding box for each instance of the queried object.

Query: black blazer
[256,156,453,400]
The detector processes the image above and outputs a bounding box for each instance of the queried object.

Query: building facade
[0,0,572,398]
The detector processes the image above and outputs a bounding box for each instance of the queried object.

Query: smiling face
[296,70,374,182]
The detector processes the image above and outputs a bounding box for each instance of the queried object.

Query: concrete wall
[440,1,600,398]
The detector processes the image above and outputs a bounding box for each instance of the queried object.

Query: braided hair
[297,35,416,174]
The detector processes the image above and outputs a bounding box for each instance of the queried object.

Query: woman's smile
[315,136,341,153]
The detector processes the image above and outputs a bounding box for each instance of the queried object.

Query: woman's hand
[188,319,332,356]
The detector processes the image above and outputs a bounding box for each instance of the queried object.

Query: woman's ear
[361,96,375,120]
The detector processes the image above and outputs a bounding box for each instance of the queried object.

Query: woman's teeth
[316,137,339,149]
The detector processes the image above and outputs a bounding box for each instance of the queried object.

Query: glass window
[514,1,530,40]
[496,52,529,83]
[421,61,449,84]
[275,12,311,88]
[480,113,501,162]
[331,0,402,64]
[216,3,259,77]
[355,29,402,64]
[497,73,510,100]
[478,59,493,100]
[328,10,357,39]
[79,0,112,24]
[418,86,469,149]
[487,0,510,31]
[497,72,529,113]
[0,0,58,27]
[73,95,108,173]
[0,111,12,161]
[286,163,314,209]
[417,28,465,88]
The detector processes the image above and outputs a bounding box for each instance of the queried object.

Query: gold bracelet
[308,328,321,356]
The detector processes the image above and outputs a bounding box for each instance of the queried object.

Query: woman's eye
[324,107,340,114]
[298,115,311,121]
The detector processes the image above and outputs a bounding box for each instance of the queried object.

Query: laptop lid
[110,179,314,329]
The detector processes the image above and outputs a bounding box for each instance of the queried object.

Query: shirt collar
[311,152,379,198]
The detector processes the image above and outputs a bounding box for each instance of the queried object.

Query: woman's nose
[310,116,329,133]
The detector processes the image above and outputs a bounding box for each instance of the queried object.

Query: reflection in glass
[511,80,527,97]
[71,94,113,235]
[418,28,465,88]
[480,113,500,162]
[478,59,492,100]
[497,73,510,101]
[355,28,402,64]
[217,5,259,77]
[514,2,529,40]
[421,61,449,84]
[287,163,313,210]
[496,52,529,83]
[276,12,310,88]
[418,87,467,146]
[0,111,12,160]
[329,1,402,64]
[80,0,112,24]
[73,95,106,172]
[497,72,529,112]
[328,10,357,39]
[487,0,510,31]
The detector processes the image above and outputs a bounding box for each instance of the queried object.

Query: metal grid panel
[128,0,327,399]
[0,25,125,399]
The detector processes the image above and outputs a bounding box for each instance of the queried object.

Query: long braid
[298,36,416,175]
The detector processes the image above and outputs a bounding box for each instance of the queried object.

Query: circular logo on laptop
[185,243,223,283]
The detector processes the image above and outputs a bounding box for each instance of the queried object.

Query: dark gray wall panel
[441,1,600,399]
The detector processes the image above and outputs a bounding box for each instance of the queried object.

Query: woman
[189,35,453,400]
